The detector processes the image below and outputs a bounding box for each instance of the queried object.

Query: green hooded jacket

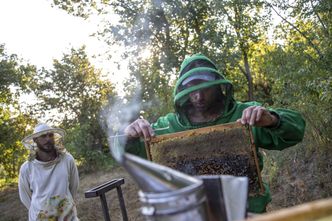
[127,54,306,213]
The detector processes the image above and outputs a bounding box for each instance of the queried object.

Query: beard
[37,142,56,153]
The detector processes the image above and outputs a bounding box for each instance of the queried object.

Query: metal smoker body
[111,130,248,221]
[123,154,209,221]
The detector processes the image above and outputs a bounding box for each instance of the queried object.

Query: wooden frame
[246,198,332,221]
[145,122,264,196]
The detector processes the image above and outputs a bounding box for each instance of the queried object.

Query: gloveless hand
[237,106,278,127]
[124,118,155,141]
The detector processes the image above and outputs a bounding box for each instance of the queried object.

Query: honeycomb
[146,122,263,196]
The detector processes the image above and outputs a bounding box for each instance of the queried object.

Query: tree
[52,0,274,106]
[0,44,35,104]
[32,46,116,167]
[210,0,272,101]
[0,44,36,180]
[0,109,35,179]
[263,0,332,143]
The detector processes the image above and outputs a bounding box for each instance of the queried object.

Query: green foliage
[0,44,36,104]
[30,46,117,170]
[33,46,115,125]
[87,0,274,120]
[51,0,103,18]
[0,45,118,182]
[123,57,175,122]
[0,109,32,179]
[51,0,331,145]
[65,123,116,172]
[1,0,331,194]
[261,0,332,144]
[0,45,36,180]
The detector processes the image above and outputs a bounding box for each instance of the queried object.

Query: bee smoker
[111,136,248,221]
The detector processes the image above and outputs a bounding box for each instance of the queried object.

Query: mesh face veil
[22,123,67,160]
[173,54,235,116]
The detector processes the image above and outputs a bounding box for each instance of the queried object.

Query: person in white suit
[19,123,79,221]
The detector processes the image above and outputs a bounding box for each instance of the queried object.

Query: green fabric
[248,182,272,213]
[127,101,306,213]
[158,103,305,213]
[126,54,306,213]
[179,53,217,73]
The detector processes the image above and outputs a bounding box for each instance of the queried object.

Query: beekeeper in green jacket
[124,53,306,213]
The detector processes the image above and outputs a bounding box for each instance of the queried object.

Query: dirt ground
[0,165,292,221]
[0,167,144,221]
[1,147,331,221]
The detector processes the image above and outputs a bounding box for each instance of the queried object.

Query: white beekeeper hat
[22,123,65,149]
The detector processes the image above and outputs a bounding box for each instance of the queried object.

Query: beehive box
[145,122,264,196]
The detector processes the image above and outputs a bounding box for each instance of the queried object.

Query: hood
[173,54,235,116]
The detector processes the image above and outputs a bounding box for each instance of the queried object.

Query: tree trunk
[243,51,254,101]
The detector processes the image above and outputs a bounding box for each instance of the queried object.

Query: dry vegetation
[262,143,332,211]
[0,167,144,221]
[1,142,332,221]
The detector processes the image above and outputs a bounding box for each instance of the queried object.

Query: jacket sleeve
[125,138,148,159]
[253,108,306,150]
[18,163,32,209]
[68,154,79,200]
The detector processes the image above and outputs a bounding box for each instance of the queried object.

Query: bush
[64,123,116,173]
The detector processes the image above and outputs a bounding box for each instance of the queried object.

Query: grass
[263,139,332,211]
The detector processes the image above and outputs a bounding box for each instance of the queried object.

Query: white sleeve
[68,154,79,200]
[18,162,32,209]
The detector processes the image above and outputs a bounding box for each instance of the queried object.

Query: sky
[0,0,281,92]
[0,0,96,66]
[0,0,128,90]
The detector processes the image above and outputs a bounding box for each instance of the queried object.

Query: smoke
[100,81,143,162]
[99,0,169,162]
